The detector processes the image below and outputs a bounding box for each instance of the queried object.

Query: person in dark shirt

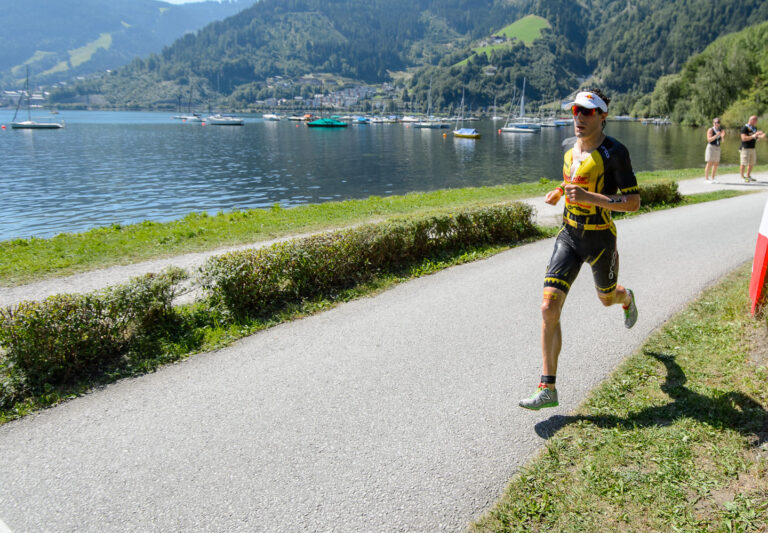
[705,117,725,183]
[519,88,641,411]
[740,115,765,182]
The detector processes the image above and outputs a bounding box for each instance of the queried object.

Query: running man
[519,88,641,410]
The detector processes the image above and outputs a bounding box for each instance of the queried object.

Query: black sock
[541,375,556,385]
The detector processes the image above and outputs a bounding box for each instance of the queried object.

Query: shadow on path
[535,351,768,446]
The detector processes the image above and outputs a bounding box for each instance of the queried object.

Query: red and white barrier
[749,198,768,315]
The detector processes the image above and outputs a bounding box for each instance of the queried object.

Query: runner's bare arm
[564,184,640,212]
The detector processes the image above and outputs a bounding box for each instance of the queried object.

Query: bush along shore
[0,203,539,419]
[0,180,740,420]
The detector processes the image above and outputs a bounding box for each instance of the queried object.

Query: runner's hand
[545,189,562,205]
[564,184,586,203]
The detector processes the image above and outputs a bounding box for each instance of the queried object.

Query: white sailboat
[11,66,63,129]
[414,78,449,129]
[491,95,504,121]
[501,78,540,133]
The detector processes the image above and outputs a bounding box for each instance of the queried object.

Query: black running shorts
[544,225,618,295]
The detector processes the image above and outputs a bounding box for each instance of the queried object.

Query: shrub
[639,181,682,207]
[200,203,536,317]
[0,267,187,388]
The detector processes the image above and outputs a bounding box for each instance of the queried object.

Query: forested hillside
[46,0,768,114]
[582,0,768,106]
[635,21,768,126]
[0,0,244,86]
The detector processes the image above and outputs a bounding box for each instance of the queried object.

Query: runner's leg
[541,287,566,389]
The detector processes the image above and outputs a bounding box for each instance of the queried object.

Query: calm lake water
[0,110,761,240]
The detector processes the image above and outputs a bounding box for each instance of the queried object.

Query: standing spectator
[740,115,765,182]
[705,118,725,183]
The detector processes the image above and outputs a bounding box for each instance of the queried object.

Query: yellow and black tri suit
[544,136,639,295]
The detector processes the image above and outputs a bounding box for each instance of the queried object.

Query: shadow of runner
[535,351,768,445]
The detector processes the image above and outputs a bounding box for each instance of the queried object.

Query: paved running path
[2,171,765,308]
[1,179,767,532]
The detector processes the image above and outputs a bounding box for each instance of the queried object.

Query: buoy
[1,125,5,130]
[442,133,447,138]
[498,129,502,134]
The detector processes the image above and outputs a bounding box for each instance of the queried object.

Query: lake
[0,110,760,240]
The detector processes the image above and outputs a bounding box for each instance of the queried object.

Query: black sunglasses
[572,105,600,117]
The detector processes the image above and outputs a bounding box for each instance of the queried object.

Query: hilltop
[0,0,244,87]
[43,0,768,116]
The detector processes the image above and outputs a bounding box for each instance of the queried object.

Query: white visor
[566,91,608,113]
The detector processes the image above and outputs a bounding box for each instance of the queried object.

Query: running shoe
[623,289,638,329]
[519,383,558,410]
[744,176,757,183]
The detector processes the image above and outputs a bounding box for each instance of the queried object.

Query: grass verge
[471,263,768,532]
[2,166,753,286]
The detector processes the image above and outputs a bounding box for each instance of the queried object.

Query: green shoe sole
[520,400,559,411]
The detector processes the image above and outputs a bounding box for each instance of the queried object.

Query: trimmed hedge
[639,180,683,206]
[0,267,187,392]
[200,203,538,316]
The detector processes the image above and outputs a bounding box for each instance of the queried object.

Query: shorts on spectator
[705,144,721,163]
[741,147,757,167]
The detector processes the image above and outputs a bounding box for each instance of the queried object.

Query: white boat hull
[11,121,63,129]
[501,126,539,133]
[207,115,244,125]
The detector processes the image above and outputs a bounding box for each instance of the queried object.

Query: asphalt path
[1,185,768,532]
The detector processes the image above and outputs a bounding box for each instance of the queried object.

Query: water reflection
[0,110,763,240]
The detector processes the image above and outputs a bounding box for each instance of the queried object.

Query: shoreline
[1,168,766,305]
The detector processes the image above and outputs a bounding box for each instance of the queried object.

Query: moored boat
[452,89,480,139]
[306,117,347,128]
[501,78,540,134]
[11,66,63,130]
[453,128,481,139]
[206,114,244,125]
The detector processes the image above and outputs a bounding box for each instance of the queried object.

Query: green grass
[0,167,755,287]
[41,33,113,76]
[495,15,551,45]
[456,15,550,65]
[472,264,768,532]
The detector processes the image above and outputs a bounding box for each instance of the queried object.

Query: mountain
[582,0,768,106]
[44,0,768,115]
[635,21,768,126]
[0,0,246,87]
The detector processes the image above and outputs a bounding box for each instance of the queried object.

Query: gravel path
[1,179,766,532]
[2,172,765,309]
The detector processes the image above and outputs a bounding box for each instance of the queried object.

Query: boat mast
[519,77,526,119]
[12,66,31,123]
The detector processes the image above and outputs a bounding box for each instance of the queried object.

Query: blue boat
[307,118,348,128]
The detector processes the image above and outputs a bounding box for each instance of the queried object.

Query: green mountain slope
[0,0,244,86]
[46,0,768,113]
[637,21,768,126]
